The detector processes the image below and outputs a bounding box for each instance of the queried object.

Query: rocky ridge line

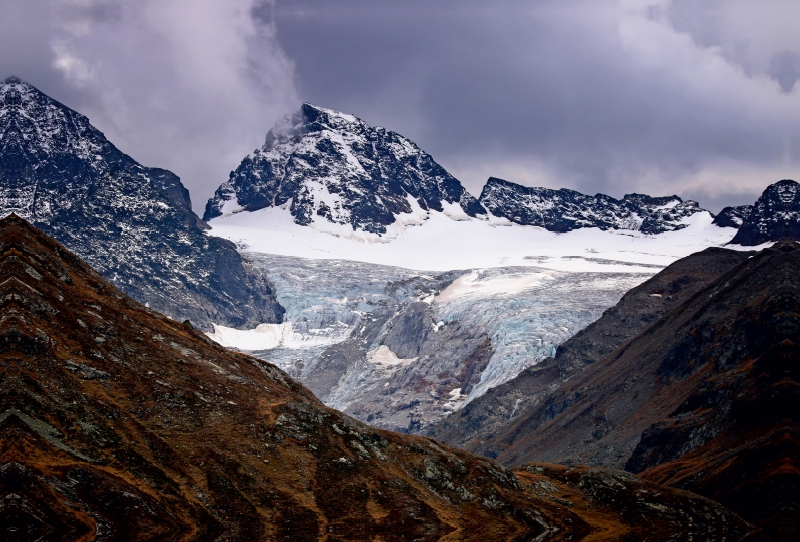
[730,179,800,245]
[478,176,708,234]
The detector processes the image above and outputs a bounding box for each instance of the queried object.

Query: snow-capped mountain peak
[203,102,485,238]
[204,104,740,271]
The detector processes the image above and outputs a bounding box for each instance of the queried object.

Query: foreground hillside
[0,214,748,540]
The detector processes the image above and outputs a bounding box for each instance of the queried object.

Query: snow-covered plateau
[207,201,747,272]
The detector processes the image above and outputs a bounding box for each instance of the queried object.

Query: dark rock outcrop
[730,179,800,245]
[0,215,749,540]
[713,205,752,228]
[0,76,283,331]
[204,103,485,234]
[514,464,749,542]
[478,177,708,234]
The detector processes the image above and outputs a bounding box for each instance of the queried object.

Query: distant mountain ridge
[0,76,283,331]
[478,177,706,234]
[712,205,752,228]
[205,104,722,240]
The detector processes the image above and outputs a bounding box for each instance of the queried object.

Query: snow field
[207,204,745,273]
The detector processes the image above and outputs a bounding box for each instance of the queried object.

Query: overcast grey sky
[2,0,799,212]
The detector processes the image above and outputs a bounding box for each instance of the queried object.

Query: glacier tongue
[431,268,647,403]
[209,254,651,433]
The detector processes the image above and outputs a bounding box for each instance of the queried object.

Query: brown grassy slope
[0,215,747,541]
[514,463,752,542]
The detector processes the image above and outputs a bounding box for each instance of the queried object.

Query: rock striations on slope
[0,76,283,331]
[204,103,485,236]
[730,179,800,245]
[478,177,708,234]
[435,238,800,539]
[0,215,748,541]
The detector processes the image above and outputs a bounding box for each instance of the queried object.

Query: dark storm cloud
[1,0,798,213]
[269,0,800,211]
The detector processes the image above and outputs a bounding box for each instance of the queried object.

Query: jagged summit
[713,204,752,228]
[478,177,707,234]
[0,77,283,330]
[730,179,800,245]
[3,75,21,84]
[0,215,747,540]
[203,102,485,236]
[295,102,364,127]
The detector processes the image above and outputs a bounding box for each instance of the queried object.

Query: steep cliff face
[478,177,708,234]
[0,76,283,331]
[730,179,800,245]
[204,102,485,237]
[0,215,749,541]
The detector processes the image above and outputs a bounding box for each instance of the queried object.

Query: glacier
[204,189,762,433]
[204,209,758,433]
[208,253,654,432]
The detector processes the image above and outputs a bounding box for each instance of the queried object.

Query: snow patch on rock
[367,345,417,369]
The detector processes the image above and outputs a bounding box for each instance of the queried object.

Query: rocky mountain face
[730,179,800,245]
[0,215,750,541]
[204,103,723,241]
[429,247,753,456]
[712,205,752,229]
[204,103,485,236]
[479,177,707,234]
[434,240,800,538]
[0,77,283,331]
